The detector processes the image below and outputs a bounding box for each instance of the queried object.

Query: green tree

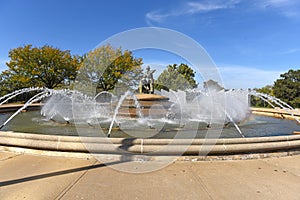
[76,44,143,95]
[251,85,274,107]
[273,69,300,108]
[155,63,198,91]
[0,70,17,96]
[3,44,81,90]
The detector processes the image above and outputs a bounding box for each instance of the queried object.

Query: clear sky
[0,0,299,88]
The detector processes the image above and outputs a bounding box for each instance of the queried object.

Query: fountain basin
[1,131,300,155]
[0,97,300,158]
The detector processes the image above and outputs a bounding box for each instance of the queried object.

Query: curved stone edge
[251,107,300,121]
[2,131,300,144]
[0,145,94,160]
[0,103,42,112]
[1,131,300,155]
[2,145,300,161]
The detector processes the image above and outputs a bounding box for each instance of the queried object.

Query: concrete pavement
[1,151,300,200]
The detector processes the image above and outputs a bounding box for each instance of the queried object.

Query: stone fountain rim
[1,131,300,156]
[0,104,300,157]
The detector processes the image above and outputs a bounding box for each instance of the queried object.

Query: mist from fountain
[161,89,250,124]
[42,89,112,124]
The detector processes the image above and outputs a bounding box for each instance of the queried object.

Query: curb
[1,131,300,155]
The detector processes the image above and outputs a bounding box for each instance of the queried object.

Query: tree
[0,70,17,96]
[155,63,198,91]
[273,69,300,108]
[4,44,81,89]
[76,44,143,95]
[251,85,274,107]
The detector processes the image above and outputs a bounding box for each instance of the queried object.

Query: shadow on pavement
[0,160,123,187]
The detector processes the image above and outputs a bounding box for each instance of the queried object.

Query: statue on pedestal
[139,66,156,94]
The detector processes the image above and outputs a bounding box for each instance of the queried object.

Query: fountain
[0,66,300,157]
[0,84,299,156]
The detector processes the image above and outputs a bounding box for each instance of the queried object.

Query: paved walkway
[1,151,300,200]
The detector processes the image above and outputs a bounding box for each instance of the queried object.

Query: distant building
[203,80,224,92]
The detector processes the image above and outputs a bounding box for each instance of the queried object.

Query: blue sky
[0,0,299,88]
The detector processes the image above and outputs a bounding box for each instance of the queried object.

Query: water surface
[0,111,299,139]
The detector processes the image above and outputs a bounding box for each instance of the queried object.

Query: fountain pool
[0,110,299,138]
[0,87,300,157]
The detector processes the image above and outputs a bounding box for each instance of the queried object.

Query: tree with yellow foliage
[76,44,143,94]
[3,44,81,90]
